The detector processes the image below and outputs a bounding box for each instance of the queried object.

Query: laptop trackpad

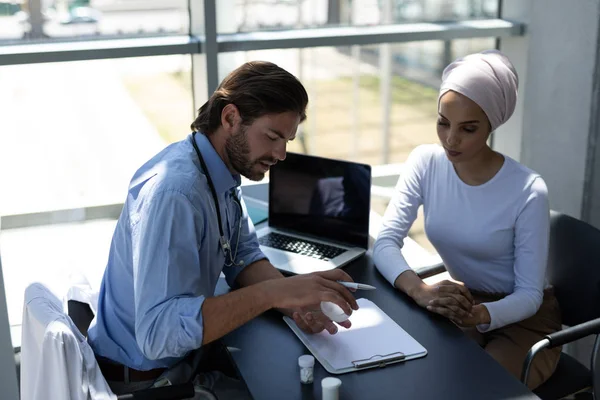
[286,258,335,274]
[263,249,293,267]
[262,247,335,274]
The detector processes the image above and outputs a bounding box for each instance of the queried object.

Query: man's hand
[237,260,355,335]
[291,307,352,335]
[262,269,359,316]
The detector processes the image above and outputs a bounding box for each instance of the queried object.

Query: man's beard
[225,127,273,181]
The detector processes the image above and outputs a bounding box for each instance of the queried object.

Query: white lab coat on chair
[20,282,116,400]
[64,271,100,316]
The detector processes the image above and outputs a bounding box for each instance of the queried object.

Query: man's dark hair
[191,61,309,135]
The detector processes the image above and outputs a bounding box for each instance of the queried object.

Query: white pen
[336,281,377,290]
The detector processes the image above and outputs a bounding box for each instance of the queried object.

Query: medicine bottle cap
[298,355,315,368]
[322,377,342,394]
[322,377,341,388]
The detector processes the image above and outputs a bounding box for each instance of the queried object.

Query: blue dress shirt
[88,133,266,370]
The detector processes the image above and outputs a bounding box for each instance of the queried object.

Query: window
[222,37,494,252]
[0,55,193,342]
[226,0,500,33]
[0,0,189,42]
[0,0,511,349]
[0,55,192,214]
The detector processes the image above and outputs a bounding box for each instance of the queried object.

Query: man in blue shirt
[88,61,359,397]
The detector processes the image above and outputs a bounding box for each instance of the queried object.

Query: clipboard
[284,298,427,374]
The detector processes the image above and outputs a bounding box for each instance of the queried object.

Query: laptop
[256,152,371,275]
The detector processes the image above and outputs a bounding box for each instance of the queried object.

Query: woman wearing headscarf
[373,50,561,389]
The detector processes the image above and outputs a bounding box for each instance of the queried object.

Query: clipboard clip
[351,352,406,369]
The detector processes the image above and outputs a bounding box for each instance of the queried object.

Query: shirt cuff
[476,303,494,333]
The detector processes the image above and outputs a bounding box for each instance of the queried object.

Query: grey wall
[498,0,600,368]
[498,0,600,222]
[582,22,600,228]
[493,0,532,161]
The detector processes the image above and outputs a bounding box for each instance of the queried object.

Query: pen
[336,281,377,290]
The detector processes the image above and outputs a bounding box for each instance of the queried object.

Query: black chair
[67,300,206,400]
[413,210,600,399]
[522,211,600,399]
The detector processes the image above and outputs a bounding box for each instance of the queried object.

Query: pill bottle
[322,377,342,400]
[298,354,315,384]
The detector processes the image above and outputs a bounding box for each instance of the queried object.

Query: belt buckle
[152,376,172,388]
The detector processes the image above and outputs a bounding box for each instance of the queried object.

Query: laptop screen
[268,152,371,249]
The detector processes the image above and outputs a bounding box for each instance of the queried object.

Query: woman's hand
[395,271,478,324]
[412,280,475,320]
[426,285,493,327]
[432,303,491,327]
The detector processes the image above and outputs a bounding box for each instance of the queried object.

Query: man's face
[225,112,300,181]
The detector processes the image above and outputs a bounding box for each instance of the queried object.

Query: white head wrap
[439,50,519,132]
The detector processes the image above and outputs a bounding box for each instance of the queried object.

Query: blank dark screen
[268,152,371,249]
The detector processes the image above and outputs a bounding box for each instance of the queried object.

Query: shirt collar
[192,132,241,194]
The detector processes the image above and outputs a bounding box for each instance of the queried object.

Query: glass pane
[219,0,500,33]
[0,55,193,216]
[219,37,495,251]
[0,55,195,337]
[1,220,118,347]
[0,0,189,42]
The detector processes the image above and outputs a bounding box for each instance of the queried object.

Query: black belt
[96,357,166,383]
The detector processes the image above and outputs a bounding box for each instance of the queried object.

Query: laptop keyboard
[259,232,347,262]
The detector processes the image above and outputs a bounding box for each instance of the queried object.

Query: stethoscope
[191,132,244,267]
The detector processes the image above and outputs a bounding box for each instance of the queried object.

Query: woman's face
[437,90,492,163]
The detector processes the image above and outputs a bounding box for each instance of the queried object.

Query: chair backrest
[21,282,116,400]
[547,211,600,327]
[68,300,95,337]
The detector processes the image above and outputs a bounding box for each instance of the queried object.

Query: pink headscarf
[438,50,519,132]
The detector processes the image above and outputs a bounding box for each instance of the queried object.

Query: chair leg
[591,335,600,399]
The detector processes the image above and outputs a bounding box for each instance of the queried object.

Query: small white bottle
[298,355,315,384]
[322,377,342,400]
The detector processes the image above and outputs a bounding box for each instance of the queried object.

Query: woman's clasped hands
[412,279,489,327]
